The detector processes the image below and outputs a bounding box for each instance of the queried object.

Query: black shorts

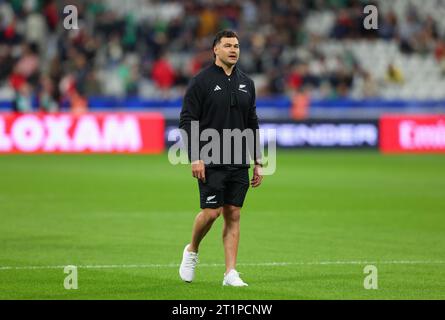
[198,167,249,209]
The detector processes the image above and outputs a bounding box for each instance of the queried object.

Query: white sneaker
[222,269,248,287]
[179,244,198,282]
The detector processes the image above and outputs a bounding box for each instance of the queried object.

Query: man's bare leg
[222,204,241,274]
[188,207,222,253]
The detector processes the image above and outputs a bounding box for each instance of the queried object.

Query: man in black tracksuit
[179,30,263,286]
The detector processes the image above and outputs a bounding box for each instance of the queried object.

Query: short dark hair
[212,30,239,49]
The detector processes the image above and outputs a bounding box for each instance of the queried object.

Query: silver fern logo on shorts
[206,195,217,203]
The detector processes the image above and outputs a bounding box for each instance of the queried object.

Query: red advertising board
[0,113,165,154]
[380,115,445,153]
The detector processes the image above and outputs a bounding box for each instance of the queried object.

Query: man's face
[214,37,240,66]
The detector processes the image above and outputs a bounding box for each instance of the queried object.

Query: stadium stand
[0,0,444,118]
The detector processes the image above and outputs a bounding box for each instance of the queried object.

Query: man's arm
[179,78,205,182]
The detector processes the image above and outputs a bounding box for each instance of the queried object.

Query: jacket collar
[212,62,238,77]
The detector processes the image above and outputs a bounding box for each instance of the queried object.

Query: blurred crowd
[0,0,445,113]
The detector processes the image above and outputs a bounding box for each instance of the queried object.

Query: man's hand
[192,160,206,183]
[251,164,263,188]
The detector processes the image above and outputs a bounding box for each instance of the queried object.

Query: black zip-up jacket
[179,63,260,168]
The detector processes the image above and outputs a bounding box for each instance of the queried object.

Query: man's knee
[223,205,241,222]
[202,207,223,221]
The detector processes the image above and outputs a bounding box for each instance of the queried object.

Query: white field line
[0,260,444,271]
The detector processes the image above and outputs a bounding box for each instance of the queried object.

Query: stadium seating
[0,0,444,116]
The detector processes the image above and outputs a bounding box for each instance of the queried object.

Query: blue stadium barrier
[1,97,445,111]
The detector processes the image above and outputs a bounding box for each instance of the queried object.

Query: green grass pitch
[0,151,444,299]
